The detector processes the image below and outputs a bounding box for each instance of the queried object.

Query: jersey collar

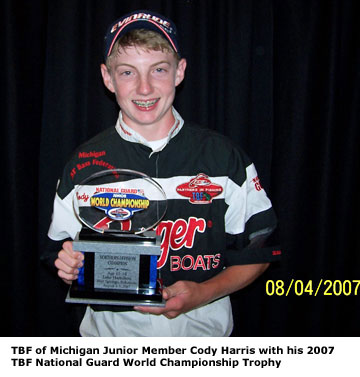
[115,107,184,153]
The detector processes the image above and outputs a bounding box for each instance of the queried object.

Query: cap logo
[110,13,172,34]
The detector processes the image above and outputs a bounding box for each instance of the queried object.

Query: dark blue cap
[104,10,181,60]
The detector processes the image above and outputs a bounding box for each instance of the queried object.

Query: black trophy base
[66,282,165,307]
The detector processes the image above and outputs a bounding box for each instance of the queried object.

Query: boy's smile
[132,98,160,110]
[101,47,186,141]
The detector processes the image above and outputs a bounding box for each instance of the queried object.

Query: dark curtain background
[2,0,359,336]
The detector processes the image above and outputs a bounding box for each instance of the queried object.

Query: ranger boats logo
[90,191,149,221]
[176,173,223,204]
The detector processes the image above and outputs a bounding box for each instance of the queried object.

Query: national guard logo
[176,173,223,204]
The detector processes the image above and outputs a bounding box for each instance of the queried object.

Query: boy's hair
[106,29,181,70]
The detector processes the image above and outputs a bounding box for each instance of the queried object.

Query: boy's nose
[137,75,153,95]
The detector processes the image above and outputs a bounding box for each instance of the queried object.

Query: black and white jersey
[48,114,280,289]
[47,109,281,335]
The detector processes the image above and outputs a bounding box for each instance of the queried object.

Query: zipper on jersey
[155,153,160,179]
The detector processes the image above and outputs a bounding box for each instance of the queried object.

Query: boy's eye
[122,71,132,76]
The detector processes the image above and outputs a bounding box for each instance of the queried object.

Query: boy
[48,10,280,336]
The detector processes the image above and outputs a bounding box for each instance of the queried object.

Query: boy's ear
[100,64,115,93]
[175,58,187,87]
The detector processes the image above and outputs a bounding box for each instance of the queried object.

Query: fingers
[134,282,191,317]
[162,284,182,300]
[54,241,84,284]
[162,280,188,300]
[62,241,84,262]
[163,311,180,319]
[133,306,165,315]
[133,290,178,316]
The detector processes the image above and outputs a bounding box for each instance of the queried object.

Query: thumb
[163,285,178,300]
[63,241,84,261]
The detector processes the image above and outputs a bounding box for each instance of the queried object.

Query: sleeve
[47,188,82,241]
[41,163,83,273]
[223,150,281,265]
[47,155,85,241]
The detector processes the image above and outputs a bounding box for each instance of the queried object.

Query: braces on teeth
[133,99,159,107]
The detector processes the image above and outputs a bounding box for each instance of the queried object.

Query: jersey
[47,109,280,336]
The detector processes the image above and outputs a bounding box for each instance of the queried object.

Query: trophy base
[67,229,165,307]
[66,283,165,307]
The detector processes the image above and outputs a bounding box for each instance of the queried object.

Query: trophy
[65,169,167,307]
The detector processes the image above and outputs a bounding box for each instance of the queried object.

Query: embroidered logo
[176,173,223,204]
[253,176,263,191]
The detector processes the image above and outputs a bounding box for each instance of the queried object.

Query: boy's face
[101,46,186,139]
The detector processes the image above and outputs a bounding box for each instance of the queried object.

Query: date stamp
[265,279,360,296]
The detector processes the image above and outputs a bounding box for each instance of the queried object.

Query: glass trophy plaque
[65,169,167,307]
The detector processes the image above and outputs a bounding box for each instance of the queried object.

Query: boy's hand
[134,263,269,318]
[134,280,206,319]
[54,240,84,285]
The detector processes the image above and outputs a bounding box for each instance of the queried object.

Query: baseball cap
[104,10,181,60]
